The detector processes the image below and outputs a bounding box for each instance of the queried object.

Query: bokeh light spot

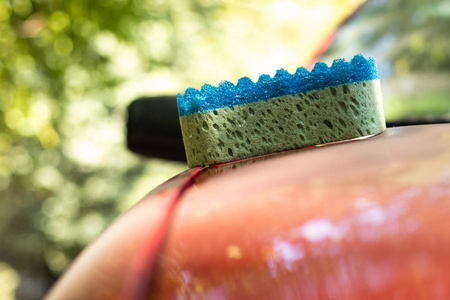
[93,31,118,56]
[11,146,34,175]
[11,0,32,18]
[22,13,46,38]
[49,11,70,33]
[38,125,60,149]
[78,212,106,244]
[44,247,69,274]
[0,262,20,300]
[33,166,63,190]
[54,35,73,56]
[0,2,12,22]
[5,109,24,131]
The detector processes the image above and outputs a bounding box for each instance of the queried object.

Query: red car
[45,122,450,300]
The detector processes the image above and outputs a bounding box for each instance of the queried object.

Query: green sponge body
[180,79,385,167]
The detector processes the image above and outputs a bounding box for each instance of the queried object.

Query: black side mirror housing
[126,96,187,162]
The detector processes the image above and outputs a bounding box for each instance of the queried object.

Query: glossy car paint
[150,124,450,299]
[45,167,203,300]
[46,124,450,299]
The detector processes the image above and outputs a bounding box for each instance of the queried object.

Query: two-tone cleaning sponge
[178,54,386,167]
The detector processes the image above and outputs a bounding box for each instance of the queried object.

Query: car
[45,121,450,300]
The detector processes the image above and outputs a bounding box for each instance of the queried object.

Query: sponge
[178,54,385,167]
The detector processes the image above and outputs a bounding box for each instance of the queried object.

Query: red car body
[46,124,450,299]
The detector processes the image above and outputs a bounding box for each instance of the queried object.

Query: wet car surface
[46,124,450,300]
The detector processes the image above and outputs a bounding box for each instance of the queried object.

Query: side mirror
[126,96,187,162]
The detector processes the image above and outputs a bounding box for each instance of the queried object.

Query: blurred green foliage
[0,0,203,298]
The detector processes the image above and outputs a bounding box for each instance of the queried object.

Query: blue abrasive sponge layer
[178,54,385,167]
[177,54,379,116]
